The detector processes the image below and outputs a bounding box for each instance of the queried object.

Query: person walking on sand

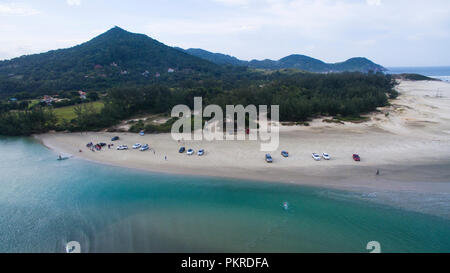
[165,155,167,161]
[376,169,380,176]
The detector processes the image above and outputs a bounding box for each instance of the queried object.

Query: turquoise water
[0,137,449,253]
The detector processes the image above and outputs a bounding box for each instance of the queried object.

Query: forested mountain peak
[181,49,386,73]
[0,27,218,97]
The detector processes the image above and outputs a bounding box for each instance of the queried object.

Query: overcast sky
[0,0,449,66]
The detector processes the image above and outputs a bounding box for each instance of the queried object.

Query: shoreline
[36,132,450,187]
[36,133,450,219]
[34,80,450,218]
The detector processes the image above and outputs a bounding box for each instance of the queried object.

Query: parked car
[198,149,205,156]
[265,154,273,163]
[132,143,142,149]
[353,154,361,161]
[140,144,149,151]
[99,143,107,147]
[111,136,120,141]
[187,149,194,156]
[117,145,128,150]
[179,147,186,153]
[322,153,331,160]
[312,153,321,161]
[281,151,289,158]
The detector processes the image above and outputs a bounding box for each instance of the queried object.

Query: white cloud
[147,18,261,36]
[213,0,249,6]
[366,0,382,6]
[0,0,449,66]
[67,0,81,6]
[0,3,40,16]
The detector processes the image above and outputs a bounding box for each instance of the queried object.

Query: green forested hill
[0,27,398,136]
[0,27,220,97]
[179,48,386,73]
[0,26,386,99]
[179,48,246,66]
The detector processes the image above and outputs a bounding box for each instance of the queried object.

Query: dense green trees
[200,71,396,121]
[0,26,400,136]
[0,107,57,136]
[182,49,386,73]
[0,71,397,135]
[0,27,222,99]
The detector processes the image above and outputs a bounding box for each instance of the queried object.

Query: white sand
[36,80,450,196]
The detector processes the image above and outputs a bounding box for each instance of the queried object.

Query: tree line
[0,71,397,136]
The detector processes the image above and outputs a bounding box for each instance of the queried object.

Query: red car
[353,154,361,161]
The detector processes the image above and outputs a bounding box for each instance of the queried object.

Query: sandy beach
[36,80,450,216]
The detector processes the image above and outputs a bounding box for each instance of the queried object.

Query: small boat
[57,156,70,161]
[282,202,289,211]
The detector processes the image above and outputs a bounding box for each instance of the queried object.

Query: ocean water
[0,137,449,253]
[387,66,450,82]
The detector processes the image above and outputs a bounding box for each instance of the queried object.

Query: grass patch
[129,117,178,134]
[323,118,344,124]
[53,101,104,122]
[296,121,310,126]
[323,116,369,124]
[28,99,40,108]
[335,116,370,123]
[392,73,438,81]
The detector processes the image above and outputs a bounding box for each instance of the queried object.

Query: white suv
[117,145,128,150]
[312,153,321,161]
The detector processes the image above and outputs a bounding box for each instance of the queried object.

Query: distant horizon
[0,26,449,69]
[386,65,450,68]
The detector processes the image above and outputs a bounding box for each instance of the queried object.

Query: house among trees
[168,68,175,73]
[155,72,161,77]
[9,98,18,102]
[78,91,87,100]
[41,95,55,105]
